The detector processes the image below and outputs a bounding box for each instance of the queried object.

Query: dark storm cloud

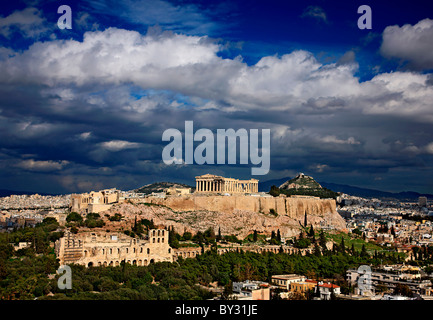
[0,8,433,193]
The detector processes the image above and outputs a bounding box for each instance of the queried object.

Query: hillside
[105,199,346,239]
[259,176,433,201]
[274,173,338,199]
[279,173,322,190]
[135,182,195,194]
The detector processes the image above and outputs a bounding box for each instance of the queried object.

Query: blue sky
[1,0,433,194]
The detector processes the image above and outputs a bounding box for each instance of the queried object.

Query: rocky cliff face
[103,195,346,239]
[147,194,337,218]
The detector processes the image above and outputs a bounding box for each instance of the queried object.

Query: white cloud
[320,135,360,145]
[100,140,142,152]
[227,50,360,109]
[78,132,92,140]
[309,164,329,173]
[1,25,433,124]
[0,7,48,38]
[361,71,433,121]
[381,18,433,70]
[1,28,223,88]
[15,159,69,171]
[425,142,433,154]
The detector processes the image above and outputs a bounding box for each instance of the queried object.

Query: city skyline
[1,0,433,195]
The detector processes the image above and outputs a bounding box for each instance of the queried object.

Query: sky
[1,0,433,194]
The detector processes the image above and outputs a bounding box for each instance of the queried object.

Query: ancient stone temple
[195,174,258,194]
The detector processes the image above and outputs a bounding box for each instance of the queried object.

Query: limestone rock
[102,195,346,239]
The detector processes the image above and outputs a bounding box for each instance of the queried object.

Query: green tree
[319,230,327,252]
[216,227,222,242]
[169,229,180,249]
[313,243,321,257]
[269,185,280,197]
[204,227,216,242]
[269,208,277,217]
[221,280,233,300]
[66,212,83,223]
[276,229,281,243]
[309,224,315,241]
[360,244,368,257]
[182,231,192,241]
[352,228,362,236]
[109,213,122,221]
[340,236,345,254]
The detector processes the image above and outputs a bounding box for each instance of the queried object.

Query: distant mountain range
[259,177,433,201]
[1,177,431,201]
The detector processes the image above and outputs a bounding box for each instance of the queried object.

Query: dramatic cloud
[1,15,433,193]
[0,7,48,38]
[381,18,433,70]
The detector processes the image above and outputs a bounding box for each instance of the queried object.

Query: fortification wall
[147,195,336,218]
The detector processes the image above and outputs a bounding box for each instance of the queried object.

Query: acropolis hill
[71,173,346,238]
[145,173,338,219]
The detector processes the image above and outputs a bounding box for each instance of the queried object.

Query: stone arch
[88,262,93,267]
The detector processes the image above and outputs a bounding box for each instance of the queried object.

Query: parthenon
[195,174,258,194]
